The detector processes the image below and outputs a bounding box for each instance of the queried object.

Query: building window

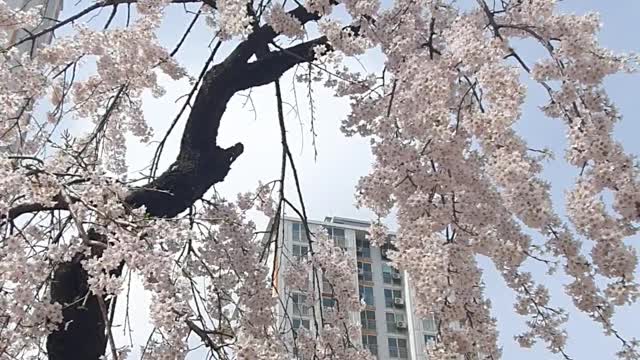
[386,312,406,333]
[359,285,374,306]
[381,235,397,261]
[384,289,403,308]
[292,223,307,243]
[356,231,371,258]
[423,313,437,332]
[288,271,310,292]
[293,318,310,329]
[357,261,373,282]
[292,318,310,338]
[292,244,308,259]
[388,337,408,359]
[325,226,346,248]
[382,264,402,285]
[322,296,336,308]
[362,335,378,355]
[424,334,437,347]
[292,318,310,339]
[360,310,376,330]
[292,293,310,316]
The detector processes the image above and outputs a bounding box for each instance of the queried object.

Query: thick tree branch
[5,196,68,221]
[239,37,328,90]
[221,5,322,65]
[125,34,329,217]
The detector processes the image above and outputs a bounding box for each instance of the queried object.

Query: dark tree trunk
[46,261,108,360]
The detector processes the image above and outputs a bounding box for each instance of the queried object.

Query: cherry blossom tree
[0,0,638,359]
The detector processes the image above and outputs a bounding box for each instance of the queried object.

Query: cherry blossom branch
[519,281,572,360]
[275,78,328,335]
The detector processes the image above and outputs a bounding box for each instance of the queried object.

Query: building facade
[0,0,63,153]
[270,216,438,360]
[5,0,63,55]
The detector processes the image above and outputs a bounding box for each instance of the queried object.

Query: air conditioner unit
[391,273,401,280]
[396,321,407,329]
[394,297,405,306]
[357,247,364,253]
[358,269,364,275]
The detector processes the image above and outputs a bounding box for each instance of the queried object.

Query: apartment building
[0,0,63,153]
[5,0,63,55]
[270,216,438,360]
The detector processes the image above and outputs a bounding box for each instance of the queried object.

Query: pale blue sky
[51,0,640,358]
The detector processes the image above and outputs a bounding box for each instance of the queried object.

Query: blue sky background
[50,0,640,358]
